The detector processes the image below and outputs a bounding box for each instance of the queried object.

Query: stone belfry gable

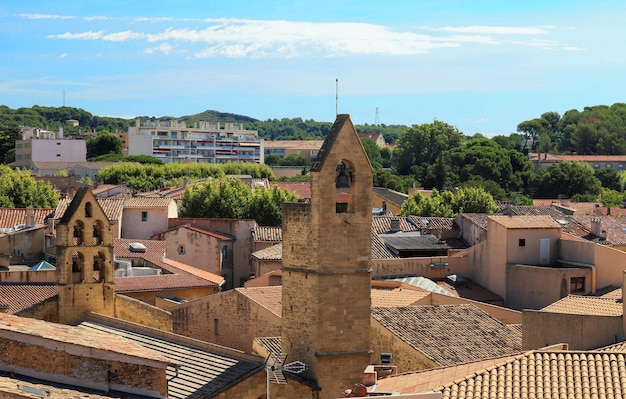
[282,114,372,398]
[55,187,115,324]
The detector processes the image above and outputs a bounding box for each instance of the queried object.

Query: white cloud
[41,17,573,59]
[19,13,74,20]
[49,31,104,40]
[59,53,67,58]
[429,25,550,35]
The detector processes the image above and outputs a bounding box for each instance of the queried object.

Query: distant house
[121,197,178,239]
[151,224,234,278]
[357,131,387,147]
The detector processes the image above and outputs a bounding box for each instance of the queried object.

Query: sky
[1,1,625,137]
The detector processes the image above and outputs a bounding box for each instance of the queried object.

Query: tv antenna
[335,78,339,117]
[264,352,307,399]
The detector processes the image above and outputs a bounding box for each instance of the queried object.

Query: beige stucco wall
[503,227,561,266]
[0,228,46,263]
[168,218,257,288]
[370,317,439,374]
[522,310,624,350]
[158,228,223,275]
[114,294,173,332]
[121,286,217,307]
[370,254,470,279]
[506,264,592,310]
[171,289,281,352]
[122,202,177,240]
[255,259,282,277]
[595,244,626,289]
[0,270,56,283]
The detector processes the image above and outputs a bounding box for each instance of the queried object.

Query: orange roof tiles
[151,224,233,241]
[54,198,124,222]
[0,283,58,314]
[263,140,324,150]
[541,295,623,316]
[238,286,283,317]
[488,214,562,229]
[375,350,626,398]
[372,305,522,367]
[0,208,54,229]
[123,197,175,208]
[0,313,170,363]
[251,243,283,261]
[271,181,311,199]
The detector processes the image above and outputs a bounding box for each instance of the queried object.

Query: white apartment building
[15,127,86,168]
[127,119,264,164]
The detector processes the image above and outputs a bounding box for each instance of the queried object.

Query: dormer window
[84,202,92,218]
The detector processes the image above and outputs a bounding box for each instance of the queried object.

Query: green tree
[595,168,622,191]
[393,120,465,176]
[86,133,123,159]
[399,187,497,217]
[180,178,298,225]
[280,153,308,166]
[446,138,513,191]
[0,124,21,164]
[264,154,282,166]
[532,161,602,199]
[359,138,382,169]
[0,166,59,208]
[248,185,300,226]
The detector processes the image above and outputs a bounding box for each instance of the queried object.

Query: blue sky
[1,1,625,136]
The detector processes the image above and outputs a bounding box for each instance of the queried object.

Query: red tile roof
[0,208,55,229]
[151,224,233,241]
[0,283,58,314]
[54,198,124,222]
[123,197,175,208]
[270,182,311,199]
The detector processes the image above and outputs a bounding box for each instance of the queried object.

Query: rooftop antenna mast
[375,107,380,133]
[335,78,338,117]
[264,352,307,399]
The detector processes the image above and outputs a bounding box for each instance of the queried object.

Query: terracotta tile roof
[54,197,124,222]
[374,354,517,395]
[151,224,233,241]
[488,214,562,229]
[0,283,58,314]
[252,225,283,242]
[530,153,626,163]
[123,197,175,208]
[114,238,167,259]
[371,305,522,367]
[0,373,123,398]
[541,295,623,316]
[408,216,457,232]
[0,313,169,363]
[237,286,282,317]
[251,243,283,261]
[457,213,489,230]
[80,316,263,399]
[436,279,504,304]
[571,215,626,245]
[263,140,324,150]
[113,238,223,291]
[597,287,622,300]
[597,341,626,352]
[372,215,419,234]
[504,204,569,218]
[370,288,430,307]
[0,208,55,229]
[270,182,311,199]
[376,350,626,398]
[372,231,397,259]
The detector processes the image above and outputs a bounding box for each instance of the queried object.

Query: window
[214,319,220,336]
[56,142,61,145]
[178,244,185,255]
[570,277,585,293]
[56,154,61,157]
[141,211,148,222]
[518,238,526,247]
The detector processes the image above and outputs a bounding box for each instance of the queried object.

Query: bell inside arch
[335,161,352,188]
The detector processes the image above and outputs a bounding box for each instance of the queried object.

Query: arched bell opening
[72,220,85,246]
[71,251,85,283]
[335,159,355,213]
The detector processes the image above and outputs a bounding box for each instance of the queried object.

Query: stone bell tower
[55,187,115,325]
[281,114,373,398]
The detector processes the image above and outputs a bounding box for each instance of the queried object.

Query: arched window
[335,160,354,213]
[73,220,85,246]
[93,251,106,282]
[71,251,85,283]
[92,220,105,245]
[84,202,93,218]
